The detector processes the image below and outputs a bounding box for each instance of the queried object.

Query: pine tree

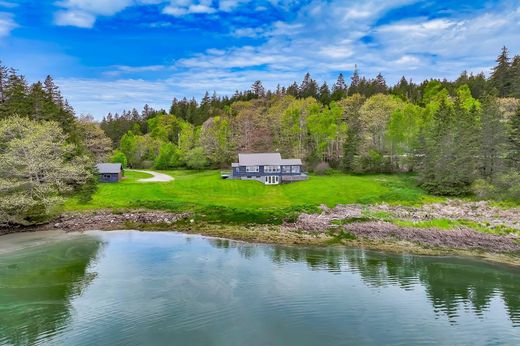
[490,46,512,97]
[251,80,265,97]
[348,65,360,95]
[286,82,299,97]
[372,73,388,94]
[507,105,520,170]
[300,73,318,98]
[452,101,479,188]
[318,82,331,105]
[510,55,520,98]
[479,95,506,181]
[331,73,347,100]
[0,62,8,104]
[43,75,63,106]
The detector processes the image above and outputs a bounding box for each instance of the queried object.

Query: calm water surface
[0,230,519,345]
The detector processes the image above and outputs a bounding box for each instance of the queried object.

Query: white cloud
[54,10,96,28]
[51,0,520,118]
[0,12,16,37]
[54,0,135,28]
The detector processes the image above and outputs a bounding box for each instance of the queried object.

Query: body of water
[0,230,519,345]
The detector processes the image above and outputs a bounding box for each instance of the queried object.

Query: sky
[1,0,520,119]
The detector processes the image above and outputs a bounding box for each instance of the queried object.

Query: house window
[102,174,112,179]
[291,165,300,173]
[265,165,281,173]
[282,166,291,173]
[246,166,259,172]
[235,167,239,172]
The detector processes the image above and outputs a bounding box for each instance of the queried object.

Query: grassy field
[65,170,441,223]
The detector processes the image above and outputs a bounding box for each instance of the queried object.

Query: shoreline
[2,208,519,267]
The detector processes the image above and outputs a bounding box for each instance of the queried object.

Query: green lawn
[65,170,440,222]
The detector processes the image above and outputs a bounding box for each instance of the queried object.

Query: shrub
[185,147,208,170]
[111,150,127,168]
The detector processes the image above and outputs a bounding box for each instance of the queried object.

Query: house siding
[232,165,302,178]
[99,173,120,183]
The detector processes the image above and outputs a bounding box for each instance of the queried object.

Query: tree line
[102,47,520,199]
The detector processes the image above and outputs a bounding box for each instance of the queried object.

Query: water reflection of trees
[0,235,103,345]
[212,240,520,326]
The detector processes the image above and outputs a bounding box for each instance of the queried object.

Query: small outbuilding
[96,163,123,183]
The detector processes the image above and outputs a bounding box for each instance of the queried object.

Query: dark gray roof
[96,163,122,174]
[236,153,302,166]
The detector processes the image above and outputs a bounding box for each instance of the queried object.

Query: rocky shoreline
[1,201,519,264]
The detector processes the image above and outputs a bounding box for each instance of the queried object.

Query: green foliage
[472,172,520,202]
[111,150,127,168]
[185,147,208,169]
[154,142,179,170]
[0,116,93,225]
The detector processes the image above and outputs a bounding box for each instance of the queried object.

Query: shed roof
[237,153,302,166]
[96,163,122,174]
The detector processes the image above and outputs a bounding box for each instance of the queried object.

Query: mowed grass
[65,170,440,217]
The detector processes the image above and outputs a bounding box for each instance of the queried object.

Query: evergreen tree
[348,66,360,96]
[490,46,512,97]
[507,106,520,170]
[419,98,460,194]
[452,101,479,188]
[286,82,299,97]
[331,73,347,101]
[299,73,318,98]
[0,62,8,104]
[318,82,331,105]
[479,95,507,181]
[341,94,365,171]
[251,80,265,98]
[372,73,388,94]
[510,55,520,98]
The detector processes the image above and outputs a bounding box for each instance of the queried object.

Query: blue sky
[1,0,520,118]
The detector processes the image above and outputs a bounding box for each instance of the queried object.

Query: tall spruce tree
[300,73,318,98]
[348,65,360,96]
[318,82,331,105]
[331,73,347,101]
[490,46,512,97]
[507,106,520,170]
[479,95,507,181]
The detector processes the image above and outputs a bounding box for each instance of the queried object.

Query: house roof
[96,163,122,174]
[236,153,302,166]
[280,159,302,165]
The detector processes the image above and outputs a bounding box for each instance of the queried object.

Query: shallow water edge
[2,210,519,268]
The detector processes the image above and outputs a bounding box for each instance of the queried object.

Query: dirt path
[129,170,174,182]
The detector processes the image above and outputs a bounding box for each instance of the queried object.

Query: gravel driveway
[129,170,174,182]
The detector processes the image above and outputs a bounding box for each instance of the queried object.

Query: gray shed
[96,163,123,183]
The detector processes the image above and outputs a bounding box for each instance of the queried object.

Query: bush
[472,172,520,201]
[185,147,208,170]
[111,150,127,168]
[314,162,331,175]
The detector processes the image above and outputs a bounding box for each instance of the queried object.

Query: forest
[99,47,520,198]
[1,47,520,225]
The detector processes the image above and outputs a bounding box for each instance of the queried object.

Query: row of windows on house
[241,165,300,173]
